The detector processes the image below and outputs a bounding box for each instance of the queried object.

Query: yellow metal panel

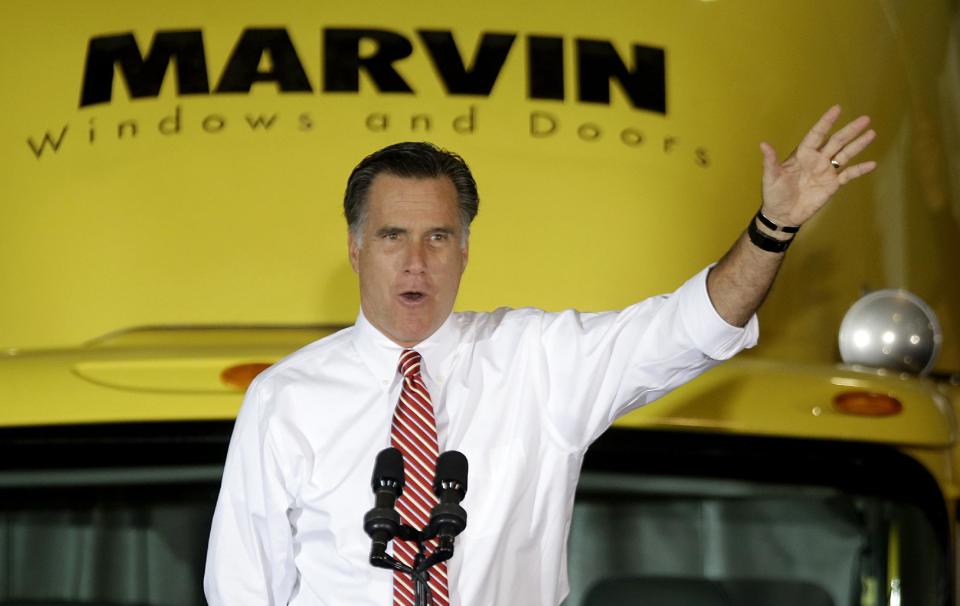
[614,359,955,448]
[1,1,957,374]
[0,327,336,426]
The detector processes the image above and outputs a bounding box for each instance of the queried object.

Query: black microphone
[364,447,405,565]
[420,450,468,567]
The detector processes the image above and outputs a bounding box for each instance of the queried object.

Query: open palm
[760,105,877,226]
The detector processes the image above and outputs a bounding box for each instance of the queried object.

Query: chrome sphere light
[838,289,942,375]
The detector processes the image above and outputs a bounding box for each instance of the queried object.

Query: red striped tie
[391,349,449,606]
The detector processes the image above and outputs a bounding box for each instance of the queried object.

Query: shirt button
[382,380,388,386]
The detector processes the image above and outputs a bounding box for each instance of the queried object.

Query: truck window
[565,429,949,606]
[0,422,230,606]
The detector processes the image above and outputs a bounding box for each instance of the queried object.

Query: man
[204,105,876,605]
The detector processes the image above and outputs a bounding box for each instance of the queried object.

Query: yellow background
[2,0,958,375]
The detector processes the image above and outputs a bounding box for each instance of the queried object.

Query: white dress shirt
[204,266,758,606]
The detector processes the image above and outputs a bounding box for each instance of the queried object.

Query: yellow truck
[1,1,958,605]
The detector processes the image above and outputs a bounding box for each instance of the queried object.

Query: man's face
[349,174,469,347]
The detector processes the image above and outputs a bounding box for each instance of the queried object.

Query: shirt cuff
[676,265,759,360]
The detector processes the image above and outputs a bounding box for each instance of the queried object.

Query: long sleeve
[537,265,759,449]
[204,378,299,605]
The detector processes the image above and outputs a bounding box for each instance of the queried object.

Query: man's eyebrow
[374,226,407,237]
[373,225,459,238]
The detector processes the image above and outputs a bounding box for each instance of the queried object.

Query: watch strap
[747,218,793,253]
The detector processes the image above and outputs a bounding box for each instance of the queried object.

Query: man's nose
[402,240,427,273]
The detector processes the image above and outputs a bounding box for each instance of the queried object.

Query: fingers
[799,104,842,151]
[831,128,876,166]
[838,160,877,185]
[764,105,877,192]
[820,115,872,158]
[759,141,779,174]
[798,104,877,185]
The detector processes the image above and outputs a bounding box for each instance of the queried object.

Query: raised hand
[759,105,877,227]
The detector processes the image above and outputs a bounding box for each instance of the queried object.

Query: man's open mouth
[400,291,425,303]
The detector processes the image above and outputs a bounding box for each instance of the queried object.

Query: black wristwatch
[746,209,799,253]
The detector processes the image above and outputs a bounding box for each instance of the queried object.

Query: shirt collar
[352,310,460,384]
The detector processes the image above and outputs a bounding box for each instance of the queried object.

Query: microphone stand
[369,522,452,606]
[365,449,468,606]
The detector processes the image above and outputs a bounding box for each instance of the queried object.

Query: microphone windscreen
[434,450,468,494]
[372,447,405,492]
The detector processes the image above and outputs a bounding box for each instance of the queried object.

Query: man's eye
[384,232,400,240]
[430,233,449,242]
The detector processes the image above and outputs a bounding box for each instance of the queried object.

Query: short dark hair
[343,142,479,241]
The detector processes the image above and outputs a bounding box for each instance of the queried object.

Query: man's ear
[460,239,470,276]
[348,232,360,273]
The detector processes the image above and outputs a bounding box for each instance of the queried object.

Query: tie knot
[398,349,422,379]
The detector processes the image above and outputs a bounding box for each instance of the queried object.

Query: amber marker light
[221,362,273,391]
[833,391,903,416]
